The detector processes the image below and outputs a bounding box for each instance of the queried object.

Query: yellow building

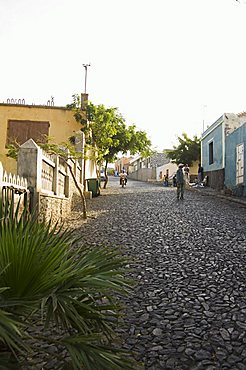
[189,160,199,182]
[0,103,83,173]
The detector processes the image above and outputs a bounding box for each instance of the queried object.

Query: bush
[0,199,134,369]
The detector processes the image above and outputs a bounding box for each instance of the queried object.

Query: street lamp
[83,63,91,94]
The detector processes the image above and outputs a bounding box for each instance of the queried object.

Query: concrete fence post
[17,139,42,213]
[0,162,3,187]
[53,155,59,195]
[0,162,3,200]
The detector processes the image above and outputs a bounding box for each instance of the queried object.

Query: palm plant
[0,199,135,369]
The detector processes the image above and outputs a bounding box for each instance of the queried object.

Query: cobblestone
[69,177,246,369]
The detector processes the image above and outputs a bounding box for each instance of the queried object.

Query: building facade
[201,113,246,190]
[0,102,83,173]
[225,122,246,197]
[127,152,172,182]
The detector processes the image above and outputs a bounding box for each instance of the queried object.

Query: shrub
[0,199,134,369]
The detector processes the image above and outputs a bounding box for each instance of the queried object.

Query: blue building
[225,122,246,197]
[201,113,246,191]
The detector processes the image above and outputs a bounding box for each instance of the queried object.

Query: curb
[188,187,246,207]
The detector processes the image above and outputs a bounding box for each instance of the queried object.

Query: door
[236,143,244,185]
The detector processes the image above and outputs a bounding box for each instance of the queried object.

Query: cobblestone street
[74,177,246,370]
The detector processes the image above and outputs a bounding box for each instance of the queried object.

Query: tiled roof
[149,152,170,167]
[237,111,246,117]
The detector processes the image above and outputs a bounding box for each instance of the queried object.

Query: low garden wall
[17,138,84,223]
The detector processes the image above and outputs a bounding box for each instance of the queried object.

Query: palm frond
[61,334,136,370]
[0,197,135,369]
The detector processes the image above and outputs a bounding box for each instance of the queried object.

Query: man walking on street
[176,163,185,200]
[198,163,204,184]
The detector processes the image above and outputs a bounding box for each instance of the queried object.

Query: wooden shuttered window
[6,120,50,146]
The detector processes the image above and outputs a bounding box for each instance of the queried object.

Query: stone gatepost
[17,139,42,213]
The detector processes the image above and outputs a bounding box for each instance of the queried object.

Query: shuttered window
[209,142,214,165]
[6,120,50,146]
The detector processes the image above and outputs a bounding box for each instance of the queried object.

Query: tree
[68,96,152,188]
[88,103,152,188]
[165,133,201,166]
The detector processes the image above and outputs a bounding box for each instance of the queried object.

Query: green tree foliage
[88,104,152,160]
[165,133,201,166]
[0,199,135,369]
[68,95,152,188]
[88,103,152,188]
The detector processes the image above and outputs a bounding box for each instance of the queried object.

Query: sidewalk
[188,184,246,207]
[150,179,246,207]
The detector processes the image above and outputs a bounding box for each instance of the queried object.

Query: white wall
[128,168,154,181]
[156,162,177,180]
[84,149,97,179]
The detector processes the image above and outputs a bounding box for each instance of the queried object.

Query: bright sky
[1,0,246,150]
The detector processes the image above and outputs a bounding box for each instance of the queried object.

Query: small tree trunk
[103,160,109,189]
[66,161,87,219]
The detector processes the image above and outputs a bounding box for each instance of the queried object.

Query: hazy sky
[1,0,246,150]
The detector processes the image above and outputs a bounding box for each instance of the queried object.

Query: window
[209,141,214,165]
[6,120,50,146]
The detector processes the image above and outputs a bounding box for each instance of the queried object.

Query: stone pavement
[73,177,246,370]
[188,184,246,208]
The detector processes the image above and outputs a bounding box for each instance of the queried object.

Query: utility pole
[202,105,207,133]
[83,63,91,93]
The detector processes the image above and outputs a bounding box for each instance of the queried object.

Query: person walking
[197,163,204,184]
[176,163,185,200]
[183,164,190,185]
